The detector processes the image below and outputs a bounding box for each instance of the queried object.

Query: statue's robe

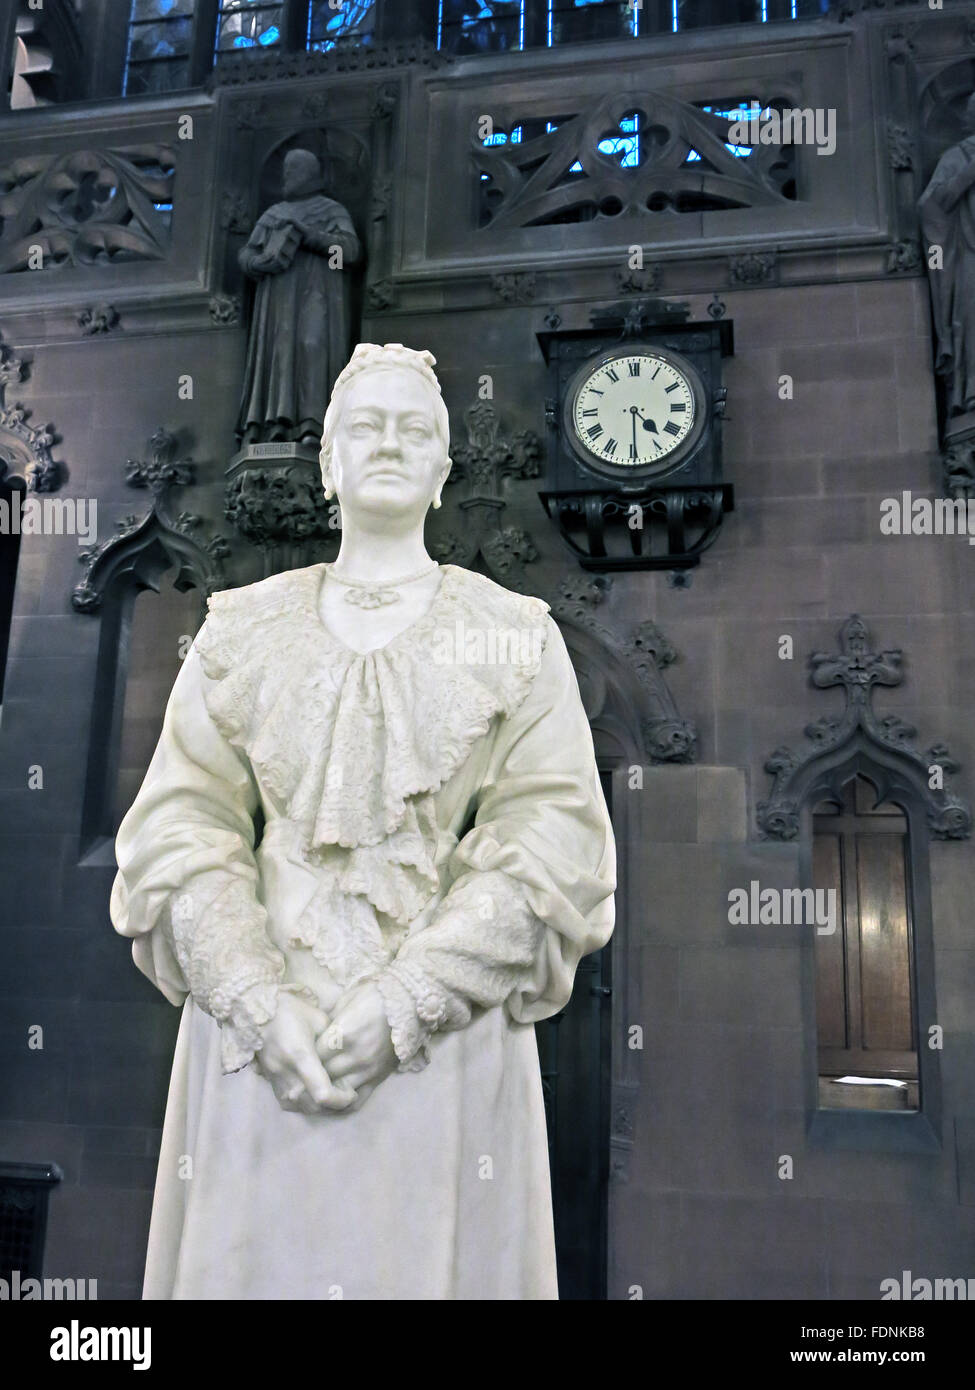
[110,564,616,1300]
[236,194,361,441]
[920,135,975,416]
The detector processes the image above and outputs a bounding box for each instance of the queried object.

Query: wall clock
[537,303,734,570]
[564,345,708,484]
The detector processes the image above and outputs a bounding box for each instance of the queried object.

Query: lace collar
[193,563,551,861]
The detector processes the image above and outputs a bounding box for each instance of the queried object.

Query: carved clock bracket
[758,614,971,841]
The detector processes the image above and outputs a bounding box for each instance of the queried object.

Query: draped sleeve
[109,639,288,1075]
[374,617,616,1069]
[305,197,362,263]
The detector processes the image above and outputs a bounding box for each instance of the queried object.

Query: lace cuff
[167,873,286,1074]
[374,869,545,1071]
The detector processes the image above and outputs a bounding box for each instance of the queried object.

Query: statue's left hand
[315,982,398,1103]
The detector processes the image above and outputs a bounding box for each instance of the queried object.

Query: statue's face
[329,367,449,522]
[282,153,320,198]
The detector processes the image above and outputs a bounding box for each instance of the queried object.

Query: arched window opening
[812,774,919,1114]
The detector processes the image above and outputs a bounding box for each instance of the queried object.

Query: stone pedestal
[225,441,339,575]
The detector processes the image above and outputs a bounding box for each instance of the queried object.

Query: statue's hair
[319,343,451,479]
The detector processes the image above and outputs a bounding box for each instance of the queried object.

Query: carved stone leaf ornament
[0,342,63,493]
[429,400,542,585]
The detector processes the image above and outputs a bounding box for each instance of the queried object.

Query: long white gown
[110,562,616,1300]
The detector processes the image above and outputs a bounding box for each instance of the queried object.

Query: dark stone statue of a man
[236,149,362,446]
[919,94,975,418]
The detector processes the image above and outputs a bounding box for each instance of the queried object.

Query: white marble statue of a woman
[110,342,616,1300]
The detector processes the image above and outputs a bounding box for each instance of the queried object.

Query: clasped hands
[257,983,399,1116]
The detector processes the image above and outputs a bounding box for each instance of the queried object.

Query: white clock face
[571,353,697,470]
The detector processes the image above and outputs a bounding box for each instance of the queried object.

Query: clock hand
[631,404,658,434]
[630,407,637,457]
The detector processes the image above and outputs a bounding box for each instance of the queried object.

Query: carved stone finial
[73,428,227,612]
[758,615,971,840]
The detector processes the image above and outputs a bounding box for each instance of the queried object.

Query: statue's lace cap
[329,342,444,401]
[320,342,451,479]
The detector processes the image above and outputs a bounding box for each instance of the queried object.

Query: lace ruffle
[193,564,551,986]
[373,970,433,1073]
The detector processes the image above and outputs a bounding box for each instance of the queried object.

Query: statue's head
[319,343,452,525]
[282,148,325,198]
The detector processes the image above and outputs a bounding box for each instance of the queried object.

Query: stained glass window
[124,0,195,96]
[215,0,284,52]
[438,2,526,56]
[686,101,766,161]
[438,0,812,48]
[307,0,377,49]
[548,0,634,46]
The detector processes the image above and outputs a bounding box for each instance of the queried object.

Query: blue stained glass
[597,112,640,168]
[693,103,771,159]
[439,2,524,54]
[308,1,375,50]
[481,125,523,146]
[216,3,283,53]
[124,0,195,94]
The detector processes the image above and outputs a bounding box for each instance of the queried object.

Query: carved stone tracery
[758,615,971,841]
[475,91,795,233]
[72,428,229,613]
[0,147,176,273]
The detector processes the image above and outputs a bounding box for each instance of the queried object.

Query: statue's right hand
[257,993,357,1115]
